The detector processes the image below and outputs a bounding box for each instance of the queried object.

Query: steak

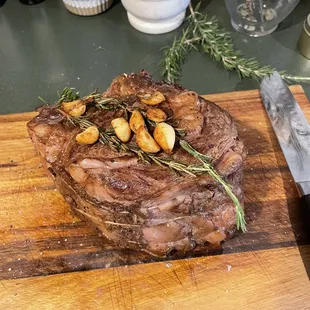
[27,71,246,257]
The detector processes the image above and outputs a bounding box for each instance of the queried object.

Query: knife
[260,72,310,228]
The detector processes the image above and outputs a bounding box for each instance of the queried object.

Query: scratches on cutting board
[111,268,121,310]
[181,259,202,308]
[171,269,183,287]
[147,272,175,307]
[148,274,167,292]
[183,260,198,289]
[0,162,18,168]
[253,251,275,289]
[107,276,116,310]
[116,267,128,310]
[112,267,127,310]
[126,266,136,310]
[164,264,189,291]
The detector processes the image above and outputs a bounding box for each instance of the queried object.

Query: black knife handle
[301,194,310,233]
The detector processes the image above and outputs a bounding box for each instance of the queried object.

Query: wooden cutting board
[0,86,309,309]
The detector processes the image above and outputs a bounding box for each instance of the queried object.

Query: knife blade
[260,72,310,227]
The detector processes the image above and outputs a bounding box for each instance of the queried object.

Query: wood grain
[0,246,309,309]
[0,86,309,309]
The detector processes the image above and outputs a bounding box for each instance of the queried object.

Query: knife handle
[301,194,310,233]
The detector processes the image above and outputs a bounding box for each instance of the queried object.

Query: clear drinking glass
[225,0,300,37]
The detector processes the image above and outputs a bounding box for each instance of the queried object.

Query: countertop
[0,0,310,114]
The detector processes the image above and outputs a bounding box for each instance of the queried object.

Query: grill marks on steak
[27,71,246,257]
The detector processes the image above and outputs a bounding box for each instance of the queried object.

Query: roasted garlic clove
[76,126,99,145]
[139,91,166,106]
[136,127,161,153]
[111,117,131,143]
[61,99,86,117]
[146,108,167,123]
[129,110,145,133]
[153,123,175,154]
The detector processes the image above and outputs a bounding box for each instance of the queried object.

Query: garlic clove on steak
[111,117,131,143]
[146,108,167,123]
[139,91,166,106]
[129,110,145,133]
[136,127,161,153]
[76,126,99,145]
[61,99,86,117]
[153,122,175,154]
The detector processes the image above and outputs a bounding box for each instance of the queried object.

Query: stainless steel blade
[260,72,310,185]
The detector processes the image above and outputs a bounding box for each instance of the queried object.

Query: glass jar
[225,0,299,37]
[297,14,310,59]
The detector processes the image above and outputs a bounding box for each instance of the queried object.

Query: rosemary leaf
[161,28,193,83]
[38,96,48,104]
[58,87,80,104]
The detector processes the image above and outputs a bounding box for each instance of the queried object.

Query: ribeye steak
[27,71,246,257]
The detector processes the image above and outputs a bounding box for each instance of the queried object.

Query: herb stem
[180,140,246,232]
[38,96,48,104]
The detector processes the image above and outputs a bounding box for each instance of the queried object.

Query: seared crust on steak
[27,71,246,257]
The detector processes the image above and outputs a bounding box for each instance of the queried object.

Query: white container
[62,0,113,16]
[121,0,191,34]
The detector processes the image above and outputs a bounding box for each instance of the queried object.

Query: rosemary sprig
[161,28,197,83]
[161,3,310,84]
[37,87,81,106]
[65,105,246,232]
[58,87,80,104]
[179,140,246,232]
[188,6,299,84]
